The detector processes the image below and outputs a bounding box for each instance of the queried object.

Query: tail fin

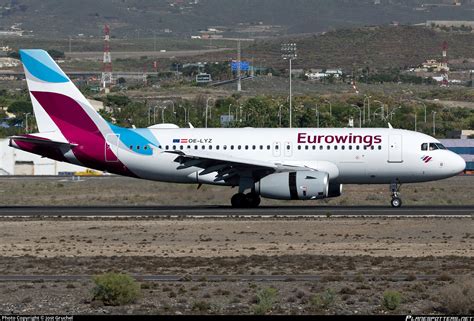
[19,49,108,138]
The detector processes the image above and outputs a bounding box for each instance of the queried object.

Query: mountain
[0,0,474,38]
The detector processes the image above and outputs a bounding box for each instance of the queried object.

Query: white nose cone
[452,154,466,174]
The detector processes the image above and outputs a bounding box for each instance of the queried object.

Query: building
[0,139,90,175]
[0,57,19,68]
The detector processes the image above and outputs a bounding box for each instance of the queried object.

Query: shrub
[382,290,402,311]
[192,300,211,312]
[310,289,336,311]
[252,287,278,315]
[91,272,141,306]
[441,279,474,314]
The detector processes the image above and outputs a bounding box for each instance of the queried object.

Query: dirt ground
[0,175,472,315]
[0,216,473,315]
[0,175,472,207]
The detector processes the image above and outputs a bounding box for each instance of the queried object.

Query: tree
[8,101,33,115]
[47,49,65,59]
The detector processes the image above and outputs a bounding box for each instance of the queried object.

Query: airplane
[9,50,466,208]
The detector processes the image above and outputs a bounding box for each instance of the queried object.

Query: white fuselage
[111,127,465,185]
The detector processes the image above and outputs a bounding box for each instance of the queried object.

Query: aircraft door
[105,133,120,162]
[272,142,281,157]
[388,135,403,163]
[284,141,292,157]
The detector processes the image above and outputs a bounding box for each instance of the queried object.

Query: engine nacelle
[255,171,329,200]
[327,183,343,198]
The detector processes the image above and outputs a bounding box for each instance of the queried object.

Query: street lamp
[159,106,167,123]
[25,112,31,133]
[387,106,402,121]
[324,99,332,118]
[281,43,297,128]
[315,104,320,128]
[432,111,437,136]
[205,97,214,128]
[373,100,385,121]
[363,95,371,124]
[350,104,362,128]
[179,105,187,124]
[228,104,232,123]
[278,104,283,127]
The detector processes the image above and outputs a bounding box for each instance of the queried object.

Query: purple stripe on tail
[31,91,137,177]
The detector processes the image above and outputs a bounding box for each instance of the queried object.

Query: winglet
[388,123,393,129]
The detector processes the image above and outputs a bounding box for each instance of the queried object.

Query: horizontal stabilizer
[9,135,77,148]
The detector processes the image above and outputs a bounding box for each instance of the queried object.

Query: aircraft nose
[451,153,466,174]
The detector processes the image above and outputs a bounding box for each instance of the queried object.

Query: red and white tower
[101,24,113,91]
[441,41,449,87]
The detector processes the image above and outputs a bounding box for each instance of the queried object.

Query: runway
[0,205,473,217]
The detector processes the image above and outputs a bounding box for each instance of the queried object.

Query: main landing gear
[231,192,261,208]
[390,182,402,208]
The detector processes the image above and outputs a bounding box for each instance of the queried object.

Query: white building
[0,139,88,175]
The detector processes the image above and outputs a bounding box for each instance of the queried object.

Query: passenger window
[129,145,133,150]
[378,145,382,150]
[260,145,263,150]
[312,145,316,150]
[245,145,248,150]
[371,146,374,150]
[275,145,279,150]
[165,145,168,150]
[297,145,301,150]
[194,145,198,150]
[267,145,271,150]
[334,145,338,150]
[209,145,212,150]
[216,145,220,150]
[223,145,227,150]
[173,145,176,150]
[187,145,191,149]
[202,145,205,150]
[356,146,360,150]
[231,145,234,150]
[319,145,323,150]
[429,143,438,151]
[305,145,309,150]
[349,146,352,150]
[179,146,183,150]
[327,146,330,150]
[238,145,242,150]
[252,145,256,150]
[421,143,428,151]
[341,146,345,150]
[363,146,367,150]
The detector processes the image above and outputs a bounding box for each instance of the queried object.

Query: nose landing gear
[390,182,402,208]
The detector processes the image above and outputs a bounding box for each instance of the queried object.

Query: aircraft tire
[391,197,402,208]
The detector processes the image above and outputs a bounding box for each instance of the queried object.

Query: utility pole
[432,112,437,136]
[281,43,297,128]
[237,40,241,92]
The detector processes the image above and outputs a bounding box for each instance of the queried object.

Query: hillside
[243,26,474,71]
[0,0,474,38]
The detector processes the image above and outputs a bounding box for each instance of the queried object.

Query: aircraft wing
[166,150,313,184]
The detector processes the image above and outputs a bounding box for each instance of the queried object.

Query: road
[66,48,231,60]
[0,205,472,217]
[0,274,450,282]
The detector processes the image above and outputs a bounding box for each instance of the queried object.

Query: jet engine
[255,171,329,200]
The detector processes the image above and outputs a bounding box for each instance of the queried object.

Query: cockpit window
[435,143,447,150]
[429,143,439,151]
[421,143,428,151]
